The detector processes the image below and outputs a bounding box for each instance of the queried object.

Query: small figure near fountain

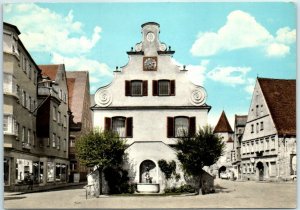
[145,167,152,183]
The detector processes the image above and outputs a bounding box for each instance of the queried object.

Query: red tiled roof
[214,111,234,133]
[258,78,296,136]
[38,65,60,80]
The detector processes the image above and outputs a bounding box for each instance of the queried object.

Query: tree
[174,125,224,194]
[75,130,126,195]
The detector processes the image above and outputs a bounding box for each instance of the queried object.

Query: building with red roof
[241,77,296,181]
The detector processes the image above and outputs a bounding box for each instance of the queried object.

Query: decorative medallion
[135,43,142,52]
[95,89,112,107]
[143,57,157,71]
[146,32,155,42]
[159,43,167,51]
[190,87,206,106]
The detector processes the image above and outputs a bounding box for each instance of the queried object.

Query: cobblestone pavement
[4,179,297,209]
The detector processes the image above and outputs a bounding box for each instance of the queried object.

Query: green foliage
[103,167,131,194]
[175,125,225,177]
[164,184,195,194]
[75,130,126,169]
[158,160,176,180]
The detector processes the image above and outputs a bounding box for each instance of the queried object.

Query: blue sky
[3,2,296,127]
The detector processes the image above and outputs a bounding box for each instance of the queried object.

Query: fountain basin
[136,183,160,193]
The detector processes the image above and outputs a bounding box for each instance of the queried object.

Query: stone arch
[256,161,264,181]
[139,160,157,183]
[218,166,226,178]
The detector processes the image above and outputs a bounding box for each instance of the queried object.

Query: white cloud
[171,58,209,86]
[275,27,296,44]
[190,10,295,57]
[4,3,101,55]
[266,43,290,57]
[244,78,256,95]
[51,52,112,76]
[207,66,251,86]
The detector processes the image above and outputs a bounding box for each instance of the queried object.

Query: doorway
[257,161,264,181]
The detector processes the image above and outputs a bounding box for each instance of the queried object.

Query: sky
[3,2,297,127]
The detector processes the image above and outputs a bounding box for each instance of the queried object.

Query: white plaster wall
[124,141,185,191]
[93,109,208,145]
[242,81,277,142]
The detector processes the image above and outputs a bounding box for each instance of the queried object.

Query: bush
[103,167,131,194]
[164,184,195,194]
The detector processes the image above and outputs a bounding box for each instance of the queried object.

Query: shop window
[47,162,54,182]
[40,162,44,183]
[4,158,10,186]
[56,163,61,181]
[61,164,67,182]
[33,161,39,184]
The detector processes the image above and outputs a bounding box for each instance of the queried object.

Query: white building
[241,78,296,181]
[212,111,234,178]
[92,22,211,192]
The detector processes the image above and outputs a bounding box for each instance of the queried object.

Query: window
[167,116,196,138]
[271,136,275,150]
[57,111,61,124]
[59,89,63,100]
[256,123,259,133]
[260,121,264,130]
[131,81,142,96]
[125,80,147,96]
[3,115,9,132]
[174,117,189,137]
[34,70,37,85]
[3,73,17,95]
[22,127,25,142]
[251,141,254,153]
[64,115,67,128]
[33,131,36,146]
[251,124,254,133]
[112,117,126,137]
[64,139,67,151]
[28,65,32,79]
[53,106,57,121]
[159,80,170,95]
[256,104,259,117]
[52,133,56,148]
[27,129,31,144]
[28,96,32,110]
[265,138,269,151]
[260,139,264,151]
[153,80,175,96]
[70,139,75,147]
[47,162,54,182]
[105,117,133,138]
[22,91,26,107]
[57,137,60,150]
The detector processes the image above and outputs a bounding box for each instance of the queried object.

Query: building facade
[37,64,70,184]
[3,23,70,191]
[92,22,211,192]
[241,78,296,181]
[3,22,40,189]
[231,114,247,179]
[66,71,93,182]
[211,111,234,178]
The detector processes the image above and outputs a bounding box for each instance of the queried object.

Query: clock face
[146,32,155,42]
[143,57,157,71]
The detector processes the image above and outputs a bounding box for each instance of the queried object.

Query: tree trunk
[196,170,204,195]
[98,167,103,195]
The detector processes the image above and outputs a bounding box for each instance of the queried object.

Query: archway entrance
[218,166,226,178]
[257,161,264,181]
[139,160,157,183]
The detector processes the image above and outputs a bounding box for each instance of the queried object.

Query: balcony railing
[22,142,31,150]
